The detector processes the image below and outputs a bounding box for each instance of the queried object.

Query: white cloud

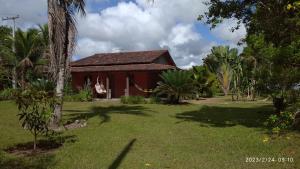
[76,0,209,68]
[211,19,247,44]
[0,0,246,68]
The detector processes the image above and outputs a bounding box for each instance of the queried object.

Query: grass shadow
[4,135,78,156]
[0,152,56,169]
[175,105,273,128]
[108,139,136,169]
[65,105,152,125]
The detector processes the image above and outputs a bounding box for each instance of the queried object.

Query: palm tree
[0,28,43,88]
[204,46,238,96]
[47,0,86,127]
[155,70,194,104]
[15,29,42,88]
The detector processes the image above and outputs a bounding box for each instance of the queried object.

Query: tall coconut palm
[47,0,86,127]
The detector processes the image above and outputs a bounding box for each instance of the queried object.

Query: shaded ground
[4,135,77,156]
[176,105,272,127]
[0,100,299,169]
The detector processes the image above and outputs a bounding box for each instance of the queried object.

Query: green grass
[0,99,299,169]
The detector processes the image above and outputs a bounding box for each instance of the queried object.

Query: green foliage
[0,88,16,100]
[0,25,50,89]
[191,66,216,98]
[64,80,75,96]
[64,82,92,102]
[14,88,56,150]
[201,0,300,105]
[204,46,240,96]
[272,96,286,114]
[155,70,195,104]
[120,96,146,104]
[265,111,295,133]
[31,79,55,92]
[64,90,92,102]
[148,96,162,104]
[201,0,300,47]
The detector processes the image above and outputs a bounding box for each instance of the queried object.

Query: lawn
[0,99,299,169]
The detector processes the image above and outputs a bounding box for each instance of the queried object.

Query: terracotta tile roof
[71,50,169,67]
[71,63,176,72]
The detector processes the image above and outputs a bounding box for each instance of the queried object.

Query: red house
[71,50,177,98]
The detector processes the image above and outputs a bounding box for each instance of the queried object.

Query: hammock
[95,76,107,94]
[133,82,153,93]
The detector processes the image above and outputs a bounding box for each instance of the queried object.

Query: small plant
[148,96,161,104]
[64,83,93,102]
[265,111,295,133]
[121,96,145,104]
[0,88,16,100]
[15,89,56,150]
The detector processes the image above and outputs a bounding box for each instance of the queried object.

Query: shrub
[121,96,145,104]
[31,79,55,92]
[148,96,162,104]
[64,83,93,102]
[265,111,295,133]
[0,88,16,100]
[155,70,195,104]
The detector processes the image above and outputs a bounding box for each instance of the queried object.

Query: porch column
[106,77,110,99]
[125,76,129,96]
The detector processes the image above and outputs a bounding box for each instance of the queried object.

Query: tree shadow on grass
[0,152,56,169]
[65,105,152,125]
[1,135,77,169]
[108,139,136,169]
[175,105,273,128]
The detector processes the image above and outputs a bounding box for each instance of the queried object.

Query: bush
[64,90,93,102]
[155,70,195,104]
[265,111,295,133]
[64,83,93,102]
[31,79,55,92]
[121,96,146,104]
[148,96,162,104]
[0,88,16,100]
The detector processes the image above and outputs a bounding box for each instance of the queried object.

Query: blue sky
[0,0,246,68]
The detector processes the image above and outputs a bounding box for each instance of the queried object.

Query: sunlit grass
[0,99,299,169]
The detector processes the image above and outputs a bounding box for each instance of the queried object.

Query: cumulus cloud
[0,0,247,68]
[76,0,210,68]
[211,19,247,44]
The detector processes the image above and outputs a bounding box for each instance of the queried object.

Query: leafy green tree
[201,0,300,108]
[15,89,56,150]
[155,70,195,104]
[200,0,300,48]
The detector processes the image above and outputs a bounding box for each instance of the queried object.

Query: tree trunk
[12,67,17,89]
[33,129,37,151]
[50,67,65,128]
